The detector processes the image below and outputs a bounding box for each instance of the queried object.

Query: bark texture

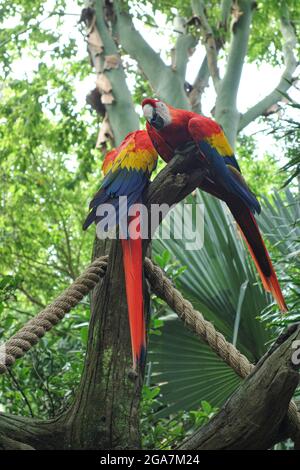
[179,324,300,450]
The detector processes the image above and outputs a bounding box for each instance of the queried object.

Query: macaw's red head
[142,98,172,130]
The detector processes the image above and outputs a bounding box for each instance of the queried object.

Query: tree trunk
[179,324,300,450]
[60,238,145,449]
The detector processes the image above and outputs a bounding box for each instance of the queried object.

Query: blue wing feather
[224,155,241,172]
[198,141,260,214]
[84,167,149,230]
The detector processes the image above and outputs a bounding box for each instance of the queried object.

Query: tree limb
[179,324,300,450]
[18,286,45,309]
[92,0,139,144]
[174,33,197,79]
[115,4,190,108]
[219,0,254,104]
[190,55,210,113]
[0,432,35,450]
[215,0,255,144]
[191,0,221,91]
[115,7,166,87]
[239,6,298,131]
[220,0,232,31]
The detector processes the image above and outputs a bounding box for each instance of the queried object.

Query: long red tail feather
[121,216,146,369]
[226,197,287,312]
[200,180,287,311]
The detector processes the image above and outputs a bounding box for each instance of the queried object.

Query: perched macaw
[142,98,287,312]
[83,130,158,368]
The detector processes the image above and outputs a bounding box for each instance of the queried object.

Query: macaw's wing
[90,166,147,209]
[146,122,174,162]
[102,148,118,176]
[188,117,260,214]
[83,166,149,231]
[83,132,157,230]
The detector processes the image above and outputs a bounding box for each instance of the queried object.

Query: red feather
[202,183,287,312]
[146,122,174,162]
[85,130,157,368]
[121,215,145,369]
[227,198,287,312]
[143,99,287,312]
[102,148,118,175]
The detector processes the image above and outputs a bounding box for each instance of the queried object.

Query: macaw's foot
[127,367,139,382]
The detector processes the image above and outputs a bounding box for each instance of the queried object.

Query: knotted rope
[0,255,299,440]
[0,256,108,374]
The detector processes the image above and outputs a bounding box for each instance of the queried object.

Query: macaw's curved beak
[150,110,165,130]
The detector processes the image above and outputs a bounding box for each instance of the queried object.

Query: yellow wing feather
[111,140,157,174]
[205,132,234,157]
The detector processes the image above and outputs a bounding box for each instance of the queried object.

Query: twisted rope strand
[0,256,108,374]
[144,258,300,441]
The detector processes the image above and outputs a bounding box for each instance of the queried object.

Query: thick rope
[144,258,300,442]
[0,256,108,374]
[0,255,299,440]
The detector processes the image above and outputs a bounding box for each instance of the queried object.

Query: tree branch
[92,0,139,144]
[0,412,60,449]
[60,215,77,279]
[179,324,300,450]
[220,0,232,31]
[7,370,35,418]
[115,4,190,108]
[190,55,210,113]
[239,6,298,131]
[219,0,254,104]
[115,7,166,86]
[215,0,255,144]
[174,33,197,79]
[145,151,207,214]
[0,432,35,450]
[18,286,45,309]
[191,0,221,91]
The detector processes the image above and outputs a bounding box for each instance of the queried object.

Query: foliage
[268,101,300,186]
[236,134,285,197]
[141,384,217,450]
[0,0,80,76]
[248,0,300,65]
[3,327,85,417]
[0,5,102,416]
[128,0,300,65]
[148,188,299,417]
[259,189,300,327]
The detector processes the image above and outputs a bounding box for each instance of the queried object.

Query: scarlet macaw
[83,130,158,368]
[142,98,287,312]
